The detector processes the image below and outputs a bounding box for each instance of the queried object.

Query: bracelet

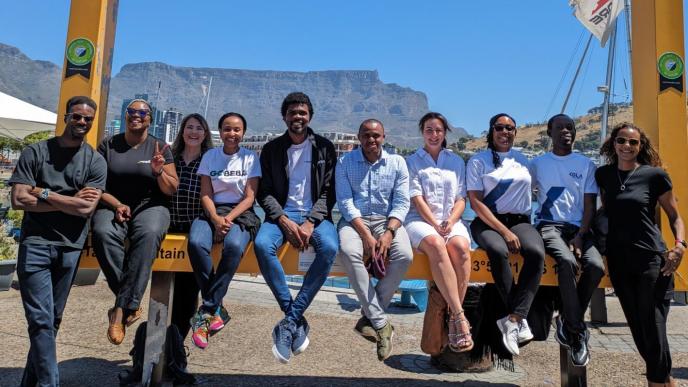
[676,239,688,249]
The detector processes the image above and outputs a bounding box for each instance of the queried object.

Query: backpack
[118,322,196,386]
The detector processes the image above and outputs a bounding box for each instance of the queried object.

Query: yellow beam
[55,0,118,148]
[631,0,688,290]
[78,233,614,288]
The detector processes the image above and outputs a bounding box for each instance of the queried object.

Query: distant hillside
[455,104,634,155]
[0,42,467,147]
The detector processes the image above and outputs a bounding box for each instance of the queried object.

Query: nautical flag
[570,0,623,47]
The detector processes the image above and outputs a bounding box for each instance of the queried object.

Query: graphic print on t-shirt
[482,179,514,212]
[538,186,565,220]
[197,147,261,204]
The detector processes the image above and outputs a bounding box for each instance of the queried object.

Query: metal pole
[624,0,633,89]
[600,22,618,140]
[561,34,594,114]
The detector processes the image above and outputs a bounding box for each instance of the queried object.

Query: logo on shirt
[210,169,247,177]
[569,172,583,179]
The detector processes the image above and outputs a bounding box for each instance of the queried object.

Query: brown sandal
[107,308,125,345]
[448,310,474,353]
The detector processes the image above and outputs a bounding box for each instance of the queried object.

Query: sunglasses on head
[615,137,640,146]
[127,108,150,117]
[493,124,516,132]
[66,113,95,123]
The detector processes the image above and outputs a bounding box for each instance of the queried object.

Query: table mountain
[0,43,467,147]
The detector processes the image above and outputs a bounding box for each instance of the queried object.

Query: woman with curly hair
[596,122,684,386]
[466,113,544,356]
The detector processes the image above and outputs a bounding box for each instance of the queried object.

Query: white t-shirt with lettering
[466,149,532,215]
[284,140,313,212]
[530,152,598,226]
[197,147,261,204]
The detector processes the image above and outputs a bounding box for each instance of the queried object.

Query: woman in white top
[405,112,473,352]
[187,112,262,350]
[466,113,544,357]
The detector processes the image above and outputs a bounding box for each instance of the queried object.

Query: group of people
[10,92,684,386]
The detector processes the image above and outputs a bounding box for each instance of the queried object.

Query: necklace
[617,165,639,191]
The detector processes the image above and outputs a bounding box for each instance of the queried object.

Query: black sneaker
[554,315,570,349]
[570,331,590,367]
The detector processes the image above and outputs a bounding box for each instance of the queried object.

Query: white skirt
[405,219,471,249]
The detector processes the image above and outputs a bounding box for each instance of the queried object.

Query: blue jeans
[187,218,251,313]
[254,210,338,322]
[17,243,81,387]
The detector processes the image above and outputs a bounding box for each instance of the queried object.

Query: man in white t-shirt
[255,92,339,364]
[530,114,604,367]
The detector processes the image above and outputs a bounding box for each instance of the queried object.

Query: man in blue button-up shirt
[335,119,412,361]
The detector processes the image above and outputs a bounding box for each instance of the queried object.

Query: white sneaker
[517,318,534,344]
[496,316,520,356]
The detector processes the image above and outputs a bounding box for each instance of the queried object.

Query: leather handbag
[420,283,448,355]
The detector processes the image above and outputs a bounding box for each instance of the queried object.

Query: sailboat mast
[561,34,594,114]
[600,21,618,140]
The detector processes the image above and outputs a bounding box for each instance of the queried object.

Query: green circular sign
[657,52,684,80]
[66,38,94,66]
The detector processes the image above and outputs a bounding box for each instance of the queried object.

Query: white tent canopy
[0,91,57,140]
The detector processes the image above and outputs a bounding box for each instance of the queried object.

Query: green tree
[23,130,53,147]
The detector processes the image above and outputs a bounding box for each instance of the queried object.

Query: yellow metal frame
[632,0,688,290]
[58,0,684,289]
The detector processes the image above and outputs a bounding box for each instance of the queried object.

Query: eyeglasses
[615,137,640,146]
[493,124,516,132]
[66,113,95,123]
[126,108,150,117]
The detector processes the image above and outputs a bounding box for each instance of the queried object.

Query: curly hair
[281,92,314,118]
[486,113,516,168]
[599,122,662,167]
[171,113,214,159]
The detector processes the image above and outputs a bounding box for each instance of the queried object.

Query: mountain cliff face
[0,43,61,111]
[0,43,467,147]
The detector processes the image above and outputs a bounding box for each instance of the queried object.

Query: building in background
[105,119,120,138]
[156,108,183,143]
[243,131,358,157]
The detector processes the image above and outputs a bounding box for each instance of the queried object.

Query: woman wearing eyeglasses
[466,113,544,356]
[92,99,179,345]
[405,112,473,352]
[596,122,684,386]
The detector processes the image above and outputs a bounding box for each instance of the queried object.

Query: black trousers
[92,205,170,311]
[470,214,545,318]
[607,246,673,383]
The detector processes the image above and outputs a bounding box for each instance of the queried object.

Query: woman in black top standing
[596,122,685,386]
[169,113,214,338]
[93,99,179,345]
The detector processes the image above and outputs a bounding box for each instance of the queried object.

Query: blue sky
[0,1,681,135]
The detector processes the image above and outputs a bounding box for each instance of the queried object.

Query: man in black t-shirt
[9,95,107,387]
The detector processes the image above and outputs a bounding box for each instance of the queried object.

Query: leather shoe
[107,308,125,345]
[124,307,143,327]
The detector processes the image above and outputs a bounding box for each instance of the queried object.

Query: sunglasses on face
[127,108,150,117]
[66,113,95,123]
[615,137,640,146]
[493,124,516,132]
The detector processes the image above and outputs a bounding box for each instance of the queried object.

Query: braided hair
[486,113,516,168]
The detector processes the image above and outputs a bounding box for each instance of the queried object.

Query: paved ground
[1,273,688,386]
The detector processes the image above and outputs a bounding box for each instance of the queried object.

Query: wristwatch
[153,167,164,177]
[39,188,50,200]
[385,225,398,238]
[676,239,688,249]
